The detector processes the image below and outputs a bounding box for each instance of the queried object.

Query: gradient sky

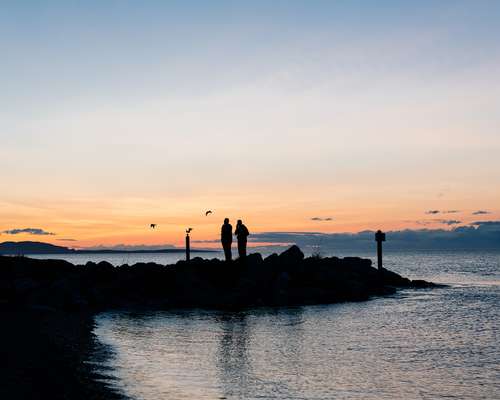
[1,0,499,247]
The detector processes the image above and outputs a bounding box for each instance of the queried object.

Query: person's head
[237,219,242,225]
[224,218,229,224]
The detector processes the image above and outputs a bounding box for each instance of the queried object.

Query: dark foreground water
[91,251,499,400]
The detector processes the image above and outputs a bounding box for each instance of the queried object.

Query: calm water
[28,251,220,266]
[86,251,500,400]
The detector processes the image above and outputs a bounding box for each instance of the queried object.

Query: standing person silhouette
[235,219,250,258]
[221,218,233,261]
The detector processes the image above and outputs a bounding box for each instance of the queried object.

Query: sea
[30,250,500,399]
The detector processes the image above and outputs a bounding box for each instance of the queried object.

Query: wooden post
[375,230,386,270]
[185,233,190,262]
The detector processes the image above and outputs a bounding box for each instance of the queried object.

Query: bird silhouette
[205,210,213,216]
[186,228,193,234]
[150,224,157,229]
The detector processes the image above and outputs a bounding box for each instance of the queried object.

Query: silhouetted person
[234,220,250,258]
[221,218,233,261]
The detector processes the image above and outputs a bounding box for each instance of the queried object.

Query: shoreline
[0,309,126,400]
[0,245,440,399]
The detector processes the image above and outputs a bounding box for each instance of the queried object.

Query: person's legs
[223,242,232,261]
[238,239,247,258]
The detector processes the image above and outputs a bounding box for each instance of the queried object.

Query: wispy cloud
[415,221,432,226]
[2,228,55,236]
[472,210,491,215]
[311,217,333,221]
[416,219,461,226]
[425,210,460,215]
[57,238,77,242]
[437,219,461,225]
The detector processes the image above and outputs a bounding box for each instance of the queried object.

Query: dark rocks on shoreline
[0,310,127,400]
[1,245,440,312]
[0,245,441,400]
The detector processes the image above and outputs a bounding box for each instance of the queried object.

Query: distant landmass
[0,241,216,255]
[0,241,72,254]
[248,223,500,251]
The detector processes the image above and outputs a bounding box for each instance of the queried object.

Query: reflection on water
[216,313,251,398]
[214,309,307,399]
[93,252,500,400]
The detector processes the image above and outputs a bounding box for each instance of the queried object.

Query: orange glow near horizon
[1,192,498,248]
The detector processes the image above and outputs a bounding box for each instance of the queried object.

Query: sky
[1,0,499,248]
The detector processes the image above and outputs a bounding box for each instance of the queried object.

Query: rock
[245,252,263,266]
[97,261,114,270]
[379,267,412,287]
[0,247,439,310]
[275,271,291,296]
[13,278,41,295]
[264,253,278,262]
[278,245,304,262]
[410,279,444,288]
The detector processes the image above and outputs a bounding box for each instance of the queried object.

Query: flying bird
[186,228,193,234]
[205,210,213,216]
[150,224,157,229]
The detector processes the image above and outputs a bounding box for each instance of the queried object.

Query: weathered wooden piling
[185,232,191,261]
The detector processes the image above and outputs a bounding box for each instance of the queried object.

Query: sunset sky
[1,1,499,248]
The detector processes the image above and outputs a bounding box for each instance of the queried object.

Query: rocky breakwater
[0,246,443,399]
[1,245,440,312]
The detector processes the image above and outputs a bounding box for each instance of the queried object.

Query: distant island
[0,241,216,255]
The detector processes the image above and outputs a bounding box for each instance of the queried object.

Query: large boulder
[278,245,304,263]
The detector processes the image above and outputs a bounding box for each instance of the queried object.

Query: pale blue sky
[1,1,499,244]
[2,1,499,107]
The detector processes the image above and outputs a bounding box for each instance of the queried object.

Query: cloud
[84,243,177,251]
[471,220,500,226]
[470,221,500,231]
[311,217,333,221]
[472,210,491,215]
[436,219,461,226]
[416,219,461,226]
[2,228,55,236]
[425,210,461,215]
[249,231,371,248]
[248,224,500,251]
[57,238,77,242]
[415,221,432,226]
